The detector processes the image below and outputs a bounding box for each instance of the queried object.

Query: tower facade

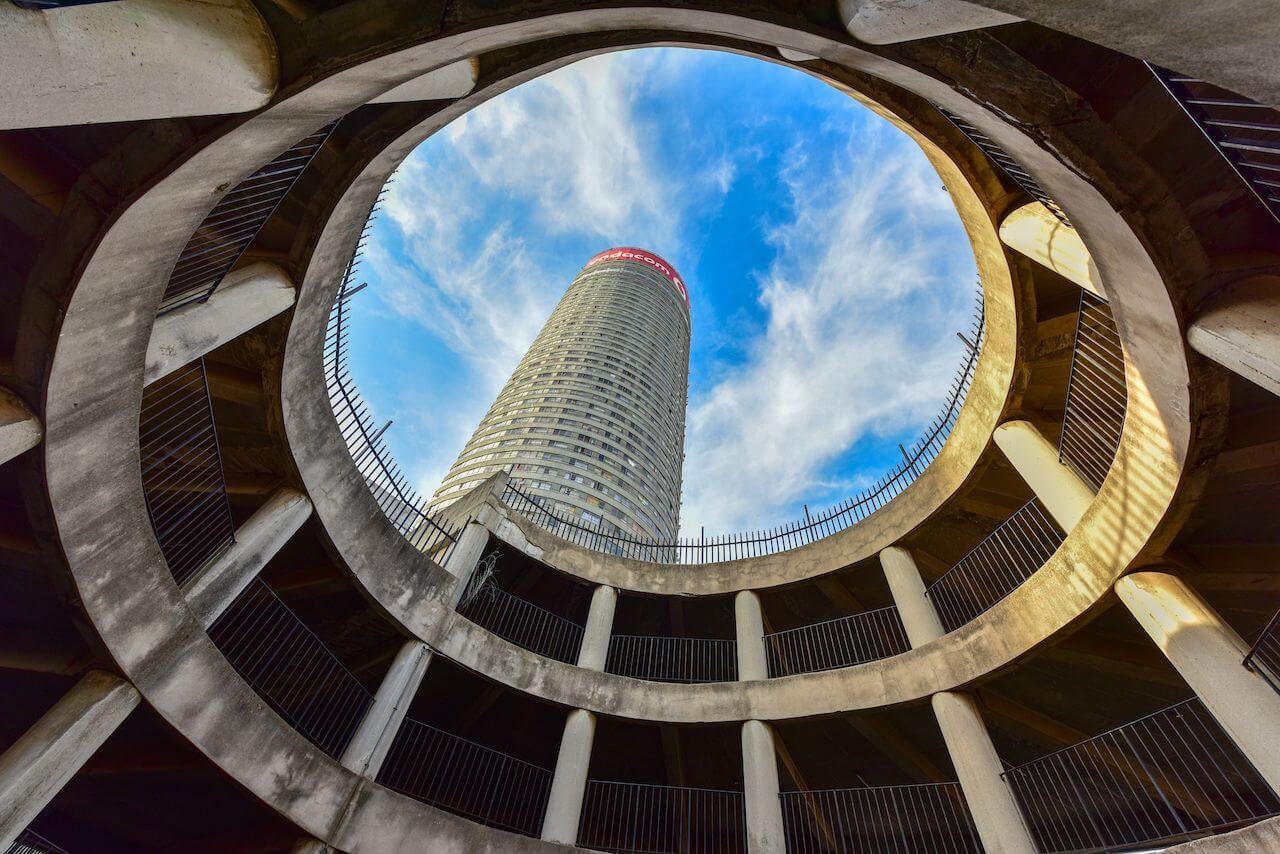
[430,247,691,540]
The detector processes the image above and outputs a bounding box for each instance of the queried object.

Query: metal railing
[780,782,981,853]
[1244,608,1280,694]
[1003,698,1280,853]
[324,189,462,567]
[937,107,1072,226]
[456,572,585,664]
[158,122,336,314]
[4,829,68,854]
[378,716,553,837]
[1151,64,1280,224]
[764,606,909,677]
[925,498,1065,632]
[1059,291,1126,492]
[605,634,738,684]
[578,781,747,854]
[498,301,984,565]
[139,358,236,585]
[209,578,373,758]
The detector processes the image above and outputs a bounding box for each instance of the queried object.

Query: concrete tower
[430,247,691,540]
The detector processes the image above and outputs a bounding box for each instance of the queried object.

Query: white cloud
[679,120,977,534]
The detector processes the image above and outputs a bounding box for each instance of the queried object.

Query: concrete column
[576,585,617,671]
[1115,570,1280,792]
[735,590,768,681]
[183,488,313,627]
[339,641,431,778]
[839,0,1020,45]
[541,709,595,845]
[0,0,277,130]
[0,388,42,465]
[445,521,493,606]
[880,546,946,646]
[145,263,296,385]
[999,202,1106,298]
[932,692,1036,854]
[993,420,1095,530]
[371,58,479,102]
[0,671,141,849]
[741,720,786,854]
[1186,277,1280,398]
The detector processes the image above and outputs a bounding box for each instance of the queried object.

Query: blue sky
[344,48,977,535]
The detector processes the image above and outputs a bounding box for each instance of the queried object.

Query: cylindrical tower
[430,247,691,540]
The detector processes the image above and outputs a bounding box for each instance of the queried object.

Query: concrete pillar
[999,202,1106,298]
[183,488,313,627]
[0,671,140,849]
[880,546,946,646]
[741,720,786,854]
[576,585,617,671]
[0,0,277,130]
[735,590,768,681]
[839,0,1020,45]
[0,388,42,465]
[1115,570,1280,792]
[445,521,493,606]
[993,420,1095,530]
[145,263,296,385]
[339,640,431,778]
[371,58,479,102]
[1186,277,1280,398]
[932,692,1037,854]
[541,709,595,845]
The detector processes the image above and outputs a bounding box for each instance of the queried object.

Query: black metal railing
[780,782,982,853]
[925,498,1065,632]
[158,122,336,315]
[578,781,747,854]
[139,358,236,585]
[937,107,1071,226]
[1003,698,1280,853]
[377,716,553,837]
[605,635,738,684]
[324,188,462,567]
[497,302,984,565]
[456,572,585,664]
[209,578,373,758]
[4,829,68,854]
[1151,64,1280,224]
[1059,291,1126,492]
[764,606,909,677]
[1244,608,1280,694]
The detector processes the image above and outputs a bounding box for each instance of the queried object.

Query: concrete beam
[992,420,1095,531]
[371,59,479,103]
[999,202,1105,298]
[0,671,140,850]
[541,709,595,845]
[839,0,1020,45]
[0,0,276,130]
[339,641,431,779]
[183,488,313,626]
[742,720,786,854]
[880,546,946,646]
[1115,570,1280,793]
[145,262,296,385]
[0,388,41,465]
[735,590,768,681]
[576,585,616,672]
[1187,277,1280,398]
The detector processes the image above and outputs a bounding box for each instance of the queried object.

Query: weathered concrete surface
[339,641,431,778]
[183,487,313,626]
[371,58,479,103]
[0,387,42,465]
[735,590,768,682]
[999,202,1105,298]
[1116,571,1280,794]
[880,546,944,646]
[993,420,1094,531]
[577,585,617,672]
[0,671,140,850]
[541,709,595,845]
[841,0,1019,45]
[1165,814,1280,852]
[145,262,296,385]
[742,720,786,854]
[0,0,277,129]
[1187,276,1280,398]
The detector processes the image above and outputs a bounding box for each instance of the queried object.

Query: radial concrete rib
[0,388,42,465]
[1187,276,1280,398]
[0,671,140,850]
[183,488,313,627]
[145,262,296,386]
[839,0,1021,45]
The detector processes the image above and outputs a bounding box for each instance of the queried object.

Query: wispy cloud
[679,121,975,533]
